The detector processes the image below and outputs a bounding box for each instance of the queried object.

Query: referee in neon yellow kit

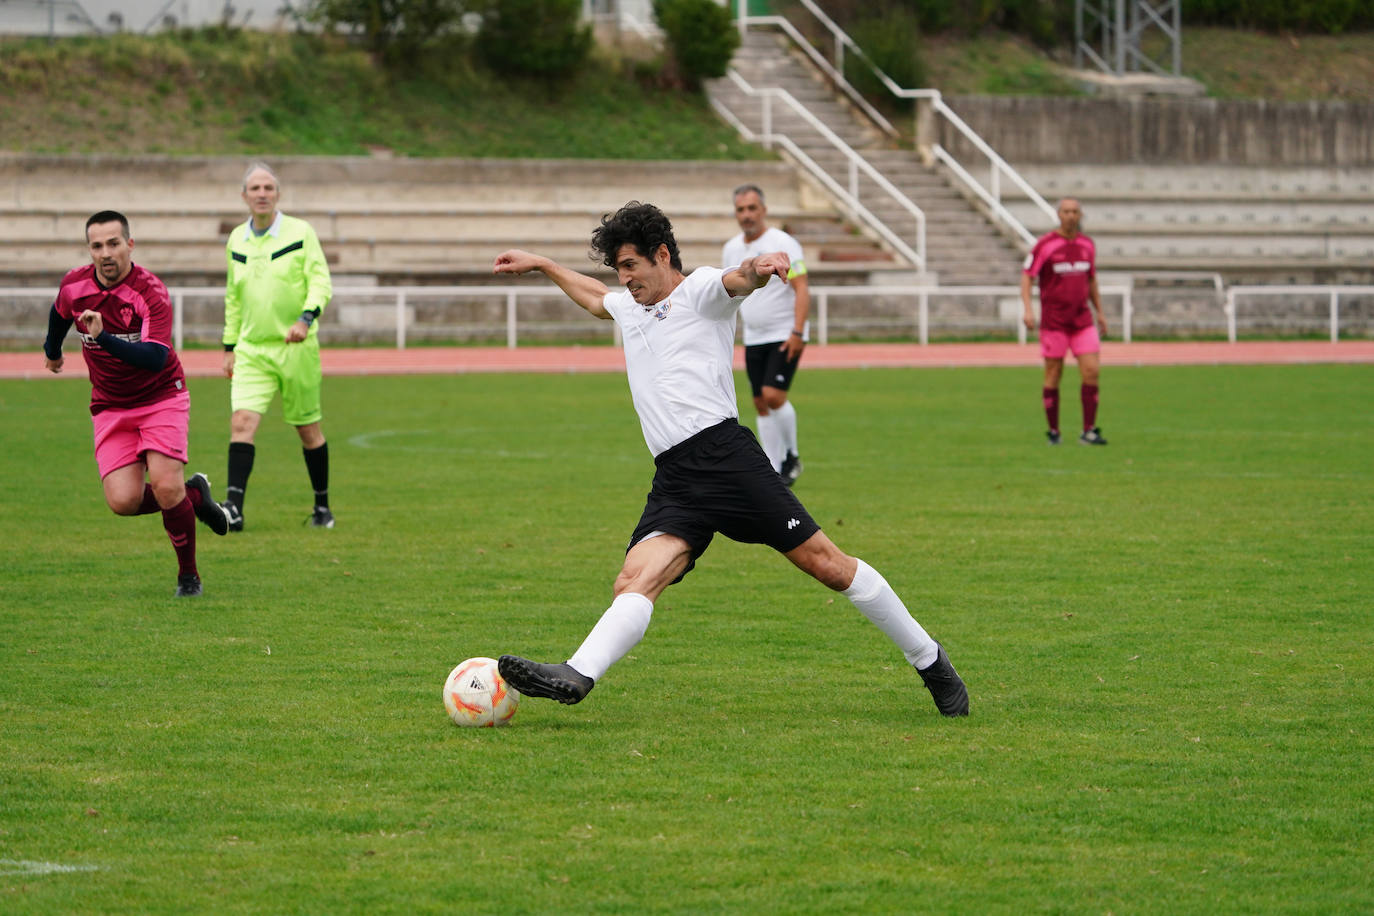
[219,161,335,530]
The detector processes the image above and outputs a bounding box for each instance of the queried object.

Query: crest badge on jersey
[652,299,674,321]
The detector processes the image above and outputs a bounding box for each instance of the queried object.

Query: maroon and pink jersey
[54,263,185,415]
[1023,231,1096,333]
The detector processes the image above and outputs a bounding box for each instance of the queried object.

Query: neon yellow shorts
[230,339,323,426]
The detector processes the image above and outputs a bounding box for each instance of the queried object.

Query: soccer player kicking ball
[492,202,968,717]
[43,211,232,597]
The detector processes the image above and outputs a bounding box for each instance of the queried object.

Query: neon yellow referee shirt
[223,212,332,347]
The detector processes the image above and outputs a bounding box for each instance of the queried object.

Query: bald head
[1057,198,1083,237]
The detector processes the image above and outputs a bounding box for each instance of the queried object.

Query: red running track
[6,340,1373,380]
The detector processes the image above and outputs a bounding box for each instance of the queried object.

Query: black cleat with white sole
[917,644,969,717]
[498,655,594,705]
[186,473,231,536]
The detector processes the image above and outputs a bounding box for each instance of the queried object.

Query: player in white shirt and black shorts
[491,202,968,718]
[722,184,809,485]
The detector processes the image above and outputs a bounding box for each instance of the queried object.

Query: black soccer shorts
[628,418,820,581]
[744,341,802,398]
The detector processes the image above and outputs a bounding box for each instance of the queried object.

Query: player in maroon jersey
[1020,198,1109,446]
[42,211,232,597]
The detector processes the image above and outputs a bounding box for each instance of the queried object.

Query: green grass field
[2,364,1371,914]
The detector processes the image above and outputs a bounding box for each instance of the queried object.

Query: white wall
[0,0,299,36]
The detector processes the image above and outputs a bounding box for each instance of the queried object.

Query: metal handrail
[810,284,1133,346]
[6,282,1142,349]
[733,0,1057,244]
[719,71,926,271]
[15,282,1374,348]
[1223,284,1374,343]
[930,144,1036,249]
[739,15,899,140]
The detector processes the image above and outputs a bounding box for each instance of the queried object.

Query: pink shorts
[91,389,190,479]
[1040,324,1101,360]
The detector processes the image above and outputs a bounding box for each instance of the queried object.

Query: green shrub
[653,0,741,89]
[843,5,925,103]
[1184,0,1374,33]
[306,0,468,60]
[475,0,592,81]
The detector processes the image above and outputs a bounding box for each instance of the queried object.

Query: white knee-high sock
[567,592,654,681]
[755,411,784,472]
[773,400,798,456]
[843,559,939,669]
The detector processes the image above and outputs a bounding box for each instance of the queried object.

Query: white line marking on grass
[0,859,101,876]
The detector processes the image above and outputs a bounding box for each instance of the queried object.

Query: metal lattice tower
[1075,0,1182,76]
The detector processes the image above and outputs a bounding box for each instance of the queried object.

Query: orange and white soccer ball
[443,657,519,727]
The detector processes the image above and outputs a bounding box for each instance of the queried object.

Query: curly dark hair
[590,202,682,272]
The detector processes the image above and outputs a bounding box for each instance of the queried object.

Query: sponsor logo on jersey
[1052,260,1091,274]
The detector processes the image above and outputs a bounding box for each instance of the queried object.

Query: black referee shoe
[780,451,803,487]
[917,644,969,717]
[221,501,244,532]
[498,655,594,705]
[175,574,202,598]
[186,473,230,536]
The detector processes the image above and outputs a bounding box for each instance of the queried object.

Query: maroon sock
[162,496,198,578]
[1042,387,1060,432]
[137,484,160,515]
[1082,384,1100,431]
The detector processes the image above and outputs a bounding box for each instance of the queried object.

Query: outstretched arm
[493,249,612,319]
[722,252,791,298]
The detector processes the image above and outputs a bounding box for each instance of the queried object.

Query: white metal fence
[9,283,1373,349]
[1224,285,1374,343]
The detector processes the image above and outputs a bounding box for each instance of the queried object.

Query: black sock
[227,441,255,510]
[303,442,329,509]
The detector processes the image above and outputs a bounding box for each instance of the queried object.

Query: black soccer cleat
[221,501,244,532]
[1079,426,1108,446]
[306,506,335,529]
[498,655,594,705]
[175,574,203,598]
[1046,429,1061,445]
[917,644,969,717]
[186,473,230,536]
[780,451,803,487]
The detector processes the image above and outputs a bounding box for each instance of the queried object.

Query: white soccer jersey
[602,266,744,457]
[721,226,807,346]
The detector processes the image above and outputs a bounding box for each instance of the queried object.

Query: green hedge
[815,0,1370,39]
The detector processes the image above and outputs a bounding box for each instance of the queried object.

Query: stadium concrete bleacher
[1002,164,1374,282]
[0,154,905,346]
[0,155,874,284]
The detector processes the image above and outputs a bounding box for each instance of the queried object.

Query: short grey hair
[242,160,280,191]
[732,183,766,205]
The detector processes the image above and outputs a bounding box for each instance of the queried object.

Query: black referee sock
[303,442,329,509]
[227,441,255,510]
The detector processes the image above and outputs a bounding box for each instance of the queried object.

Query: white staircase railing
[732,0,1057,248]
[713,70,926,272]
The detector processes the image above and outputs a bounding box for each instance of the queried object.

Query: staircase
[708,30,1028,285]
